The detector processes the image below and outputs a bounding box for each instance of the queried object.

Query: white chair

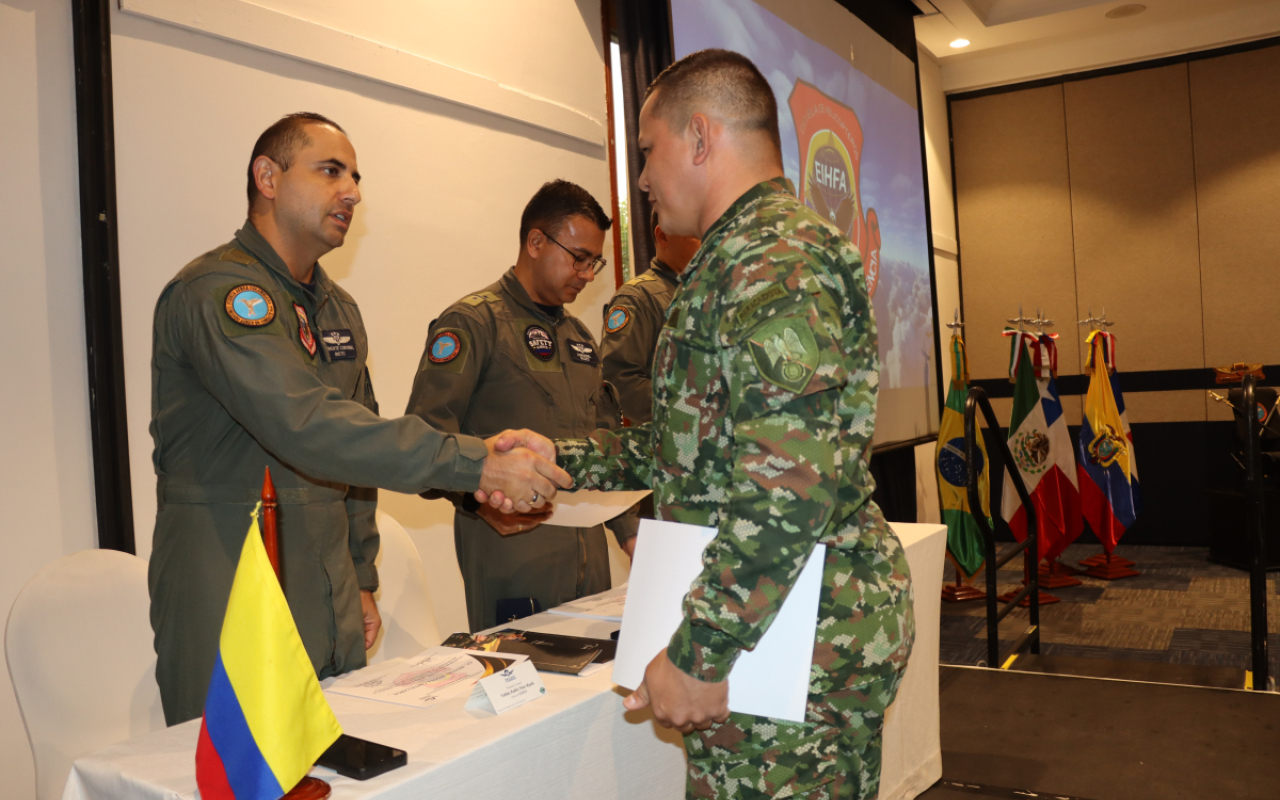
[366,510,442,663]
[5,549,165,800]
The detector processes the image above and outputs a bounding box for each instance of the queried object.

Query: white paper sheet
[611,519,825,723]
[546,584,627,622]
[542,489,652,528]
[326,646,527,710]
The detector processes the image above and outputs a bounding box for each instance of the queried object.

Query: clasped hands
[475,430,572,527]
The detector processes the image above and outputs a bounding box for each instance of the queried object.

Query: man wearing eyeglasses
[406,179,636,632]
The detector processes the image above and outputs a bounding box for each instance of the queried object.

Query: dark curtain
[869,446,919,523]
[615,0,673,274]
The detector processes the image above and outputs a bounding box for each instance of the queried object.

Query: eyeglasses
[542,230,608,276]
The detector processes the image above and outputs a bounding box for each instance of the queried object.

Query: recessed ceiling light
[950,38,970,49]
[1105,4,1146,19]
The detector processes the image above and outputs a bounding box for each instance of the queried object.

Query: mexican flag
[935,333,990,577]
[1001,332,1082,561]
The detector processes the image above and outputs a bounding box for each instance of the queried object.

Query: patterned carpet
[939,543,1280,681]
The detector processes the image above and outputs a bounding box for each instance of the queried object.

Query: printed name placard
[464,660,547,715]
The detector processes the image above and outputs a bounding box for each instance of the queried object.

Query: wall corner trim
[118,0,607,147]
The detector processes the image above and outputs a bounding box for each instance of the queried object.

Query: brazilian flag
[935,334,990,577]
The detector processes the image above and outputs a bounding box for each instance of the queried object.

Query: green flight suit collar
[233,221,336,304]
[683,176,794,287]
[499,267,564,324]
[650,258,679,286]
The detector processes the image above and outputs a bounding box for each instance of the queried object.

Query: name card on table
[464,660,547,715]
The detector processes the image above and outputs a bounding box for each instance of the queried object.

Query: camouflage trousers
[685,541,915,799]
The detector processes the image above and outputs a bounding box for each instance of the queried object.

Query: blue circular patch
[605,306,630,334]
[429,331,461,363]
[224,285,275,327]
[938,436,982,488]
[525,325,555,361]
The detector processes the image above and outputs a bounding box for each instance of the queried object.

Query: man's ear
[253,155,280,201]
[525,228,545,260]
[654,224,668,246]
[689,114,712,167]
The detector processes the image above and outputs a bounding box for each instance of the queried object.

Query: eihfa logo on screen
[789,79,882,298]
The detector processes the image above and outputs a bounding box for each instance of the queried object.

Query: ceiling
[914,0,1280,92]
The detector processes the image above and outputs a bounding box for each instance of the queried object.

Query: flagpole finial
[946,307,965,332]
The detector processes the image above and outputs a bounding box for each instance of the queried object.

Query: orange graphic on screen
[788,79,882,297]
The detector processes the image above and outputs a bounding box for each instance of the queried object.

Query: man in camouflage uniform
[553,51,915,799]
[407,180,637,632]
[601,210,700,425]
[150,113,569,724]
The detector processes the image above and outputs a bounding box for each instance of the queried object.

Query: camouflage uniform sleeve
[667,273,850,682]
[600,292,658,424]
[405,307,491,505]
[555,425,655,492]
[347,366,380,592]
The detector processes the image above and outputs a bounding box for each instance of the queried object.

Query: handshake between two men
[475,429,572,514]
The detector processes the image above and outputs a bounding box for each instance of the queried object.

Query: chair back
[5,549,164,800]
[367,511,441,663]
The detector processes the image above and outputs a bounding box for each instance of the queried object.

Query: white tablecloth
[63,523,945,800]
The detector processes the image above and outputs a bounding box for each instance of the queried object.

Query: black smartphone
[316,734,407,781]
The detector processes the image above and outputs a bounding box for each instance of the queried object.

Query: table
[63,523,944,800]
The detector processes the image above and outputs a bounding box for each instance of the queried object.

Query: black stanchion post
[1242,375,1269,689]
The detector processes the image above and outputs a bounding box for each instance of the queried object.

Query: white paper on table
[612,519,825,724]
[546,584,627,622]
[542,489,652,528]
[325,646,528,710]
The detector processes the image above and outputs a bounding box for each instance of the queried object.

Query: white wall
[0,1,101,797]
[109,0,619,637]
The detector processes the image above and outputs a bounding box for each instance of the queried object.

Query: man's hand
[475,430,572,513]
[360,589,382,650]
[477,504,553,536]
[623,650,730,733]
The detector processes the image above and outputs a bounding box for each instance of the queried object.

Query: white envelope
[612,519,825,723]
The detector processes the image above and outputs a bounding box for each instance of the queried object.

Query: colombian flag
[1077,332,1141,552]
[935,333,990,577]
[195,504,342,800]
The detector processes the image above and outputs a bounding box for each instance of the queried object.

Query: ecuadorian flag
[196,504,342,800]
[936,333,990,577]
[1077,331,1141,553]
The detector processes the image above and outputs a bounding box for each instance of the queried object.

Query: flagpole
[260,468,334,800]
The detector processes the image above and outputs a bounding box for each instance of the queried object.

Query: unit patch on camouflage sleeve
[747,316,819,393]
[737,284,788,322]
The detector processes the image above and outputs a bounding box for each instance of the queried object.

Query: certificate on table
[326,646,527,710]
[612,519,825,723]
[542,489,652,528]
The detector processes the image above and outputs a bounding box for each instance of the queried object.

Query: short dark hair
[246,112,347,211]
[644,49,780,150]
[519,179,612,246]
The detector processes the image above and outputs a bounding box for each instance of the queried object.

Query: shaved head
[644,49,781,151]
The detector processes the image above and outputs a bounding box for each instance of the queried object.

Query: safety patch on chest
[292,303,317,357]
[565,338,599,365]
[747,317,820,394]
[224,284,276,327]
[605,306,630,334]
[321,329,357,360]
[525,325,556,361]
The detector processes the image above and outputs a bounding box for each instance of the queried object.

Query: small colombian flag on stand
[196,503,342,800]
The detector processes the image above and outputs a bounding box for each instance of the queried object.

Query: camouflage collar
[234,220,333,300]
[699,176,793,246]
[499,267,563,323]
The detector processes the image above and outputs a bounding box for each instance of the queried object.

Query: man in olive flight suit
[601,211,700,426]
[150,113,570,725]
[407,180,636,633]
[554,52,914,800]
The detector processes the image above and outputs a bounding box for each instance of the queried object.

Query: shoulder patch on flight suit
[218,248,257,266]
[605,306,631,334]
[224,284,276,326]
[747,316,819,394]
[460,291,501,307]
[423,328,470,374]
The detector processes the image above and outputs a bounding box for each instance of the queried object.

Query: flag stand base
[285,777,331,800]
[1038,559,1083,589]
[998,588,1060,606]
[1079,551,1135,569]
[1083,553,1140,580]
[942,583,986,602]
